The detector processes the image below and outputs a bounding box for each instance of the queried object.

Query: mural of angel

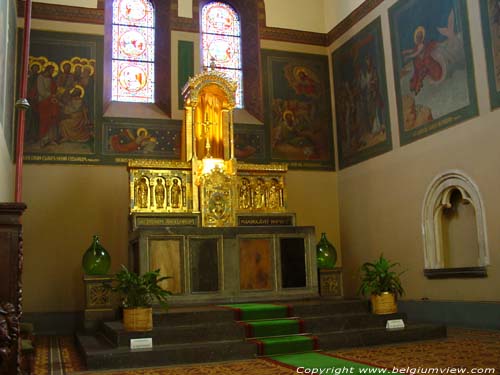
[390,0,477,143]
[401,10,465,95]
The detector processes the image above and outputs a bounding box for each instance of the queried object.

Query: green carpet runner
[220,303,390,373]
[219,303,318,356]
[242,318,304,338]
[271,352,390,374]
[219,303,291,320]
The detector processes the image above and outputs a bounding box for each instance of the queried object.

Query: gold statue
[155,179,166,208]
[239,178,251,209]
[171,179,182,208]
[252,178,266,209]
[201,113,214,158]
[136,177,149,208]
[268,178,283,209]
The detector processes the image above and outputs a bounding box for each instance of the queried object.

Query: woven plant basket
[370,292,397,314]
[123,307,153,331]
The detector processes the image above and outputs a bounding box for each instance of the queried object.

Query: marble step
[77,333,256,370]
[317,323,447,350]
[102,320,246,347]
[291,299,370,316]
[304,312,407,332]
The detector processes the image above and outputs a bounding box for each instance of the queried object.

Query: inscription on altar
[238,216,294,226]
[136,216,198,227]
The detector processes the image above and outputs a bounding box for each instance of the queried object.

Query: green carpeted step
[219,303,291,320]
[243,318,303,338]
[253,335,318,356]
[272,352,390,374]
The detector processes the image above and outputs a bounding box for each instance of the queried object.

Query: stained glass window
[112,0,155,103]
[201,2,243,107]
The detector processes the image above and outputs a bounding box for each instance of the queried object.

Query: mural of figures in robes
[332,18,392,169]
[389,0,477,145]
[22,31,100,161]
[262,50,334,170]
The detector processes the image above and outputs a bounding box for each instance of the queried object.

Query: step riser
[293,301,369,316]
[108,324,246,346]
[152,309,235,325]
[84,342,256,370]
[318,325,447,350]
[305,313,406,332]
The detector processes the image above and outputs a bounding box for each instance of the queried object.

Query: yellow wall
[0,136,14,202]
[22,165,129,312]
[330,0,500,301]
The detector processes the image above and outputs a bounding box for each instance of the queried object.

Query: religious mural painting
[480,0,500,109]
[103,121,182,160]
[389,0,478,145]
[261,50,334,170]
[332,18,392,169]
[22,30,102,163]
[233,124,266,163]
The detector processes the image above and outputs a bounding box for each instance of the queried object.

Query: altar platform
[76,298,446,370]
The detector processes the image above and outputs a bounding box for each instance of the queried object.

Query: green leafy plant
[358,254,405,297]
[106,265,171,309]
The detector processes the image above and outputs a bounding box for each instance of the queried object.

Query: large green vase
[82,235,111,275]
[316,232,337,269]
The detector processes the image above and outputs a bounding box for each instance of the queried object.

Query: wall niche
[422,171,489,279]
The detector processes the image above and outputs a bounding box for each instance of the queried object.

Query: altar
[126,66,319,305]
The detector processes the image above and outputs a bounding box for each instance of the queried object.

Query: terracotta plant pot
[370,292,397,314]
[123,307,153,331]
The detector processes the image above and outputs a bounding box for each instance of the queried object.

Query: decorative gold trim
[128,159,192,170]
[182,70,238,108]
[237,163,288,172]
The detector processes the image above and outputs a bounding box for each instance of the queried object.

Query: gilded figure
[252,178,266,209]
[239,178,251,209]
[135,177,149,208]
[155,178,166,208]
[171,179,182,208]
[268,178,283,209]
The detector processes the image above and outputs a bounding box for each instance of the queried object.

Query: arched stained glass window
[112,0,155,103]
[201,2,243,107]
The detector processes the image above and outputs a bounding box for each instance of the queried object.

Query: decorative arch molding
[422,170,489,276]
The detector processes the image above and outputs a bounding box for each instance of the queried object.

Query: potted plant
[106,265,171,331]
[358,254,405,315]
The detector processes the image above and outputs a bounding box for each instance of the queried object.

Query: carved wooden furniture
[0,203,27,375]
[318,268,343,297]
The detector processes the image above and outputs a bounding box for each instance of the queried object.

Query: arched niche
[422,170,489,278]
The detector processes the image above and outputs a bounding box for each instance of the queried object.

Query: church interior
[1,0,500,374]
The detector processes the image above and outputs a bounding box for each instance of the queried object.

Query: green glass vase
[316,232,337,269]
[82,235,111,275]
